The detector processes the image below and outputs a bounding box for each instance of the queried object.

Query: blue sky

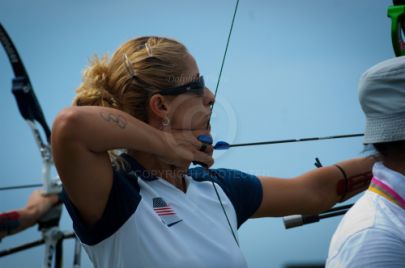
[0,0,394,267]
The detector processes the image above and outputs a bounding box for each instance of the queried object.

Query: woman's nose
[204,88,215,107]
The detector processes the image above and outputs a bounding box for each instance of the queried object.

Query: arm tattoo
[99,112,128,129]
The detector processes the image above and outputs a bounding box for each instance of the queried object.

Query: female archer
[51,36,375,268]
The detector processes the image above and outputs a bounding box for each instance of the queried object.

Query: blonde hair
[73,36,190,167]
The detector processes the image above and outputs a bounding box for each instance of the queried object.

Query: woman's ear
[149,94,170,118]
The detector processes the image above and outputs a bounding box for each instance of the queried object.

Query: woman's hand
[0,191,60,239]
[158,130,214,169]
[24,190,60,222]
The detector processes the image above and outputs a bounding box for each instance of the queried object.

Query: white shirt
[326,162,405,268]
[62,154,263,268]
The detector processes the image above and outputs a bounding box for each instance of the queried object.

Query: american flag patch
[153,197,182,227]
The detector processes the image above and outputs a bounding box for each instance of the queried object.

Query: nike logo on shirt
[167,219,183,227]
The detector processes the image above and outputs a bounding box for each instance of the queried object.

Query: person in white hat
[326,57,405,267]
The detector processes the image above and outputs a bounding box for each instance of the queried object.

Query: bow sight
[389,0,405,56]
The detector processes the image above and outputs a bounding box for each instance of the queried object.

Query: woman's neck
[127,151,188,192]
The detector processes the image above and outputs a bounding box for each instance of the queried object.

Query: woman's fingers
[159,129,214,168]
[193,150,214,167]
[198,143,213,156]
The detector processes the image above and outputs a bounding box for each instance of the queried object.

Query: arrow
[195,133,364,150]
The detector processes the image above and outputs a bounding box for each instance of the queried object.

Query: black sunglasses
[155,75,205,96]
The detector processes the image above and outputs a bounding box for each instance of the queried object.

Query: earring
[160,117,170,130]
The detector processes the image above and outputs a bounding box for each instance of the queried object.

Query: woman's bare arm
[51,106,211,225]
[253,157,375,217]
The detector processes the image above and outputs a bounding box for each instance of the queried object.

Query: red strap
[0,211,20,222]
[336,171,372,200]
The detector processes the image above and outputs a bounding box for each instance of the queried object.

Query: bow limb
[0,23,59,194]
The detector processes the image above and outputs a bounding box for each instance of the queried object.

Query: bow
[0,23,79,268]
[0,23,58,195]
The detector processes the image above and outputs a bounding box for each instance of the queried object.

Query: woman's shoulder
[188,167,263,228]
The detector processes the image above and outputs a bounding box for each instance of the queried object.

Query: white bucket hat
[358,56,405,144]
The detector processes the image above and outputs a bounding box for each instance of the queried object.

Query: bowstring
[209,0,240,123]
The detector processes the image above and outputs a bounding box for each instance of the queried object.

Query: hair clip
[145,43,152,56]
[123,53,137,78]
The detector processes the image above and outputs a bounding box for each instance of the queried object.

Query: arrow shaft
[229,133,364,148]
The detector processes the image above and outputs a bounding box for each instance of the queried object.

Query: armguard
[0,211,20,234]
